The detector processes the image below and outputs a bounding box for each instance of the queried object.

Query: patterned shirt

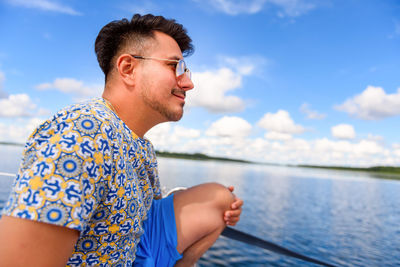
[2,98,161,266]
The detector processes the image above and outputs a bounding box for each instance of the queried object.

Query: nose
[177,74,194,91]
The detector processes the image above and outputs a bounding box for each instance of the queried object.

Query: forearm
[0,216,79,267]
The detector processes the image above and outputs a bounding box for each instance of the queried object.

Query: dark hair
[95,14,194,80]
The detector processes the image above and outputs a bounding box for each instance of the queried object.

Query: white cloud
[125,1,159,14]
[355,140,385,155]
[188,68,246,113]
[395,21,400,36]
[269,0,316,17]
[36,78,103,102]
[146,123,203,153]
[172,126,201,139]
[265,131,292,140]
[0,94,37,117]
[300,103,326,119]
[249,137,389,166]
[389,20,400,39]
[145,123,172,148]
[0,118,42,143]
[197,0,267,15]
[331,124,355,140]
[206,116,252,137]
[366,134,384,142]
[392,143,400,157]
[314,138,384,156]
[144,118,399,167]
[258,110,305,134]
[195,0,317,17]
[0,71,7,98]
[219,56,261,76]
[335,86,400,120]
[5,0,81,15]
[0,72,49,117]
[149,128,397,167]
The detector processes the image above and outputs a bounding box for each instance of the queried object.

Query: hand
[224,186,243,226]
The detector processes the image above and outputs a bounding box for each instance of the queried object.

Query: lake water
[1,144,399,266]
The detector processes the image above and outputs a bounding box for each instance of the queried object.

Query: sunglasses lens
[186,69,192,80]
[176,60,185,76]
[176,60,191,80]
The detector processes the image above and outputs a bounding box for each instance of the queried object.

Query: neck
[102,88,165,138]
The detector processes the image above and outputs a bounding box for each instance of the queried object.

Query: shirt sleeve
[2,109,113,232]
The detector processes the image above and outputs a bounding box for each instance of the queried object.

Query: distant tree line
[156,151,252,164]
[297,165,400,175]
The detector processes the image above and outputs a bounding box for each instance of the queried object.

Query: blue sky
[0,0,399,167]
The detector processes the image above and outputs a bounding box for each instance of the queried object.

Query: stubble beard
[141,87,184,122]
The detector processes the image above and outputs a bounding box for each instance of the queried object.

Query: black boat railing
[221,226,337,267]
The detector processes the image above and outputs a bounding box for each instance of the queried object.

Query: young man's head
[95,14,194,82]
[97,14,195,133]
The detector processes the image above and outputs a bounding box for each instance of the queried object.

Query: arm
[0,216,79,267]
[224,186,243,226]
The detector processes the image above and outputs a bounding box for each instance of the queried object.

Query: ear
[116,54,137,87]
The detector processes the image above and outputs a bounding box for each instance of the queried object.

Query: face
[136,31,194,122]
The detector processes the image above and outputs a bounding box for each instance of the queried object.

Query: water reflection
[0,145,23,174]
[157,157,400,266]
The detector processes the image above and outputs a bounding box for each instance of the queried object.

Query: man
[0,14,243,266]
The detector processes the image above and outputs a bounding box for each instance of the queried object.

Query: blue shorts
[133,194,183,267]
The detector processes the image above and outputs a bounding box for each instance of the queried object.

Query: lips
[171,89,186,100]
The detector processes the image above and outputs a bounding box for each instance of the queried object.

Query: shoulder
[28,99,113,141]
[20,99,118,168]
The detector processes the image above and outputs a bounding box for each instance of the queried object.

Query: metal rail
[221,227,337,267]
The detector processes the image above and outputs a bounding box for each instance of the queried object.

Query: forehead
[148,31,183,59]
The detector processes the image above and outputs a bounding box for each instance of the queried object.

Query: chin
[165,110,183,122]
[169,113,183,122]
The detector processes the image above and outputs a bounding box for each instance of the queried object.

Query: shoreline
[1,143,399,178]
[156,151,400,179]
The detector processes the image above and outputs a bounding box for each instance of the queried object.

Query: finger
[224,216,231,223]
[224,216,239,225]
[226,217,240,225]
[224,210,241,220]
[224,212,233,221]
[231,198,243,209]
[225,213,240,221]
[229,217,240,224]
[226,209,241,218]
[227,185,234,192]
[224,210,230,218]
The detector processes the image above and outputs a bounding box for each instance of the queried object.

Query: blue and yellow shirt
[2,98,161,266]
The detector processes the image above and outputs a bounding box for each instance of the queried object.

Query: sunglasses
[131,55,192,80]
